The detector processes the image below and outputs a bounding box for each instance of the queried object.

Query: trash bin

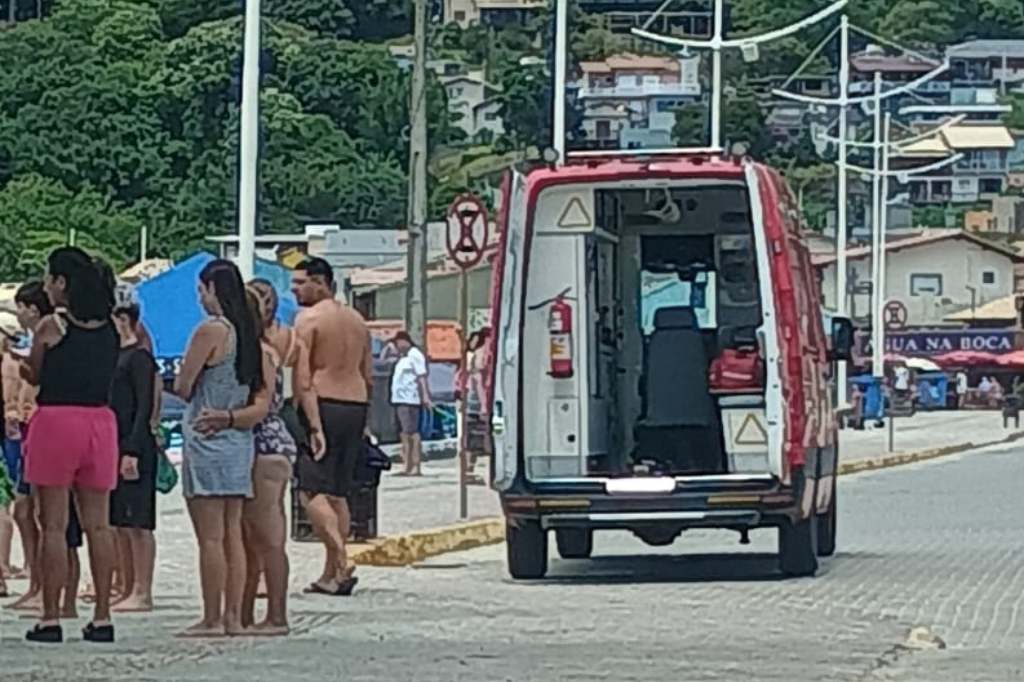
[289,439,391,543]
[1002,394,1020,428]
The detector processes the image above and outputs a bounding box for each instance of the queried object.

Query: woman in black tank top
[21,247,120,644]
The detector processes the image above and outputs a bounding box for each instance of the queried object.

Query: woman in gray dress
[174,260,266,638]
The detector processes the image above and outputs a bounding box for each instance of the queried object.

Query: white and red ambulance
[484,150,853,580]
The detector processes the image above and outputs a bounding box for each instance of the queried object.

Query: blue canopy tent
[135,252,298,371]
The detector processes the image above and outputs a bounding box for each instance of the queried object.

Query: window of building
[980,178,1003,193]
[484,111,498,121]
[454,10,465,21]
[910,273,943,296]
[982,270,997,286]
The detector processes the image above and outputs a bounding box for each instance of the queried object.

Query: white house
[813,229,1024,328]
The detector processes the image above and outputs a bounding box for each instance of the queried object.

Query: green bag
[155,425,179,495]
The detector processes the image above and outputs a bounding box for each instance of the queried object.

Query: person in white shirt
[389,332,432,476]
[955,371,968,409]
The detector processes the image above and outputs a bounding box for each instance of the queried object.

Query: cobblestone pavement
[4,437,1022,681]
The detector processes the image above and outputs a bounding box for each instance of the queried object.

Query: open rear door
[488,170,528,491]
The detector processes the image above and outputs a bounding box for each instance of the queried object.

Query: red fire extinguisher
[548,295,574,379]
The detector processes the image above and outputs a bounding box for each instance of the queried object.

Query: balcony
[954,159,1008,174]
[847,79,949,95]
[577,82,701,99]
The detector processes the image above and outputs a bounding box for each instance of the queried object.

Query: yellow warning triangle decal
[558,196,592,229]
[734,413,768,446]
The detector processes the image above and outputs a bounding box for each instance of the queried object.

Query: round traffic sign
[884,300,907,330]
[446,194,489,270]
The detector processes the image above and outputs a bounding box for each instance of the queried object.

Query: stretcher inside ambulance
[487,154,854,580]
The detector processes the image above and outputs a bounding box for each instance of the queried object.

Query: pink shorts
[24,406,119,491]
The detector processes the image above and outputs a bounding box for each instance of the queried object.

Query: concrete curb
[836,430,1024,477]
[352,430,1024,567]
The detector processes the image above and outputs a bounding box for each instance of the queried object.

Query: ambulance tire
[507,520,548,580]
[555,529,593,559]
[779,514,819,578]
[816,484,837,557]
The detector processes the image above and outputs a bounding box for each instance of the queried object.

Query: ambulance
[485,150,854,580]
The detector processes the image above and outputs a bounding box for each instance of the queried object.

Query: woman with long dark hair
[194,282,323,635]
[173,259,264,638]
[21,247,119,644]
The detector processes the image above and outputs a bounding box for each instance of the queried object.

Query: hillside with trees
[0,0,1023,278]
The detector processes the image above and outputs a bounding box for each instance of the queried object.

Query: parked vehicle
[486,151,853,580]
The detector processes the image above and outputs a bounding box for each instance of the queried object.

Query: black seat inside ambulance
[635,306,725,473]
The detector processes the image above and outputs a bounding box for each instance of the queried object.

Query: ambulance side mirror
[828,317,854,361]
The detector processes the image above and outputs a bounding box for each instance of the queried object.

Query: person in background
[0,312,22,591]
[174,259,265,638]
[194,284,323,636]
[21,247,120,644]
[290,257,371,596]
[456,329,491,485]
[4,281,87,617]
[389,331,431,477]
[0,313,18,597]
[108,297,159,613]
[955,370,968,409]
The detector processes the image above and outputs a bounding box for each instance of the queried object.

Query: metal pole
[406,0,429,345]
[880,110,891,362]
[140,224,149,262]
[553,0,568,164]
[710,0,724,148]
[887,411,894,452]
[835,14,850,403]
[236,0,261,282]
[458,270,469,519]
[870,71,884,379]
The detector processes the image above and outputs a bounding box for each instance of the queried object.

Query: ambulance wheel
[555,529,593,559]
[506,520,548,580]
[816,484,837,558]
[779,514,818,578]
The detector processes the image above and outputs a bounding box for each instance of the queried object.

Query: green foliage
[0,0,445,279]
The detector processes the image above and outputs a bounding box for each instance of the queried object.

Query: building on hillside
[443,0,545,27]
[572,52,701,148]
[891,123,1016,205]
[948,40,1024,94]
[963,196,1024,234]
[440,72,505,140]
[575,0,714,38]
[848,47,948,115]
[813,229,1024,328]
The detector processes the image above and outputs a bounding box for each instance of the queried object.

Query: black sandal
[83,622,115,643]
[305,576,358,596]
[25,623,63,643]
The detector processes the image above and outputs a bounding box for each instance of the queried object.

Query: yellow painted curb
[837,429,1024,477]
[355,430,1024,567]
[350,518,505,567]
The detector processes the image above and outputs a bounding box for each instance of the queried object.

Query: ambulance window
[640,270,717,334]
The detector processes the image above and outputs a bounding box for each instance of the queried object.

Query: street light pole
[870,72,884,379]
[709,0,724,147]
[553,0,568,164]
[835,13,850,399]
[237,0,261,282]
[406,0,429,345]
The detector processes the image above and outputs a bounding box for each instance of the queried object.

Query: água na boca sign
[885,331,1017,355]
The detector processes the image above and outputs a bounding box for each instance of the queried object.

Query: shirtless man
[291,257,372,595]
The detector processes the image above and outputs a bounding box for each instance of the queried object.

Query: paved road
[3,439,1022,681]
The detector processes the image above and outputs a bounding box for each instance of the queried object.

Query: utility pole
[405,0,429,345]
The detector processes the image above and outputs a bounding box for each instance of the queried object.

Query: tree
[0,174,142,278]
[672,83,770,156]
